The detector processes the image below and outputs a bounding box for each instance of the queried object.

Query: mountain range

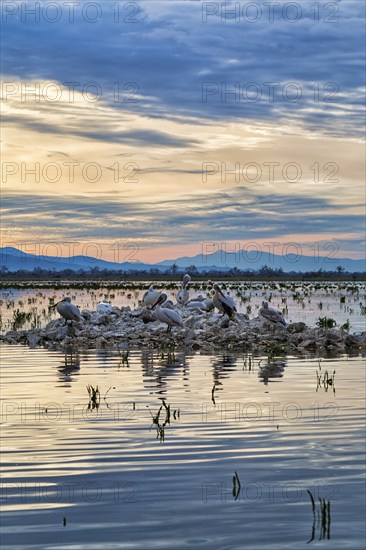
[0,247,365,273]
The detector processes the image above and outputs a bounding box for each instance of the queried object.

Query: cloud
[2,114,199,148]
[1,0,364,260]
[2,188,364,251]
[1,0,365,137]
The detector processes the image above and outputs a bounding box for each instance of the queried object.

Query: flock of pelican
[52,274,288,333]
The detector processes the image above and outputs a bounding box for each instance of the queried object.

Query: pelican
[202,298,215,312]
[259,301,287,328]
[186,294,214,311]
[186,300,208,310]
[188,293,205,303]
[142,285,161,308]
[96,299,113,314]
[51,297,81,323]
[177,273,191,306]
[208,281,237,318]
[152,292,184,332]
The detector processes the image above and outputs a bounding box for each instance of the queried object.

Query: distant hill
[0,247,162,273]
[157,249,365,273]
[0,246,364,273]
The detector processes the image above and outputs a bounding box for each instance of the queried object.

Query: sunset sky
[1,0,365,264]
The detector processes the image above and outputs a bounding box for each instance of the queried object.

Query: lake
[1,343,365,549]
[1,281,365,548]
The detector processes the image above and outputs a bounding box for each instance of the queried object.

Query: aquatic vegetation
[266,341,286,360]
[316,366,336,394]
[316,317,337,330]
[149,399,179,442]
[157,341,177,359]
[211,384,217,405]
[11,309,33,330]
[86,384,100,410]
[242,354,261,370]
[306,489,331,542]
[340,320,350,332]
[232,471,241,500]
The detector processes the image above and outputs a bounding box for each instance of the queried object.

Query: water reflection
[143,350,189,395]
[316,365,336,395]
[306,489,331,543]
[258,360,286,385]
[57,351,80,385]
[210,354,238,386]
[1,344,364,550]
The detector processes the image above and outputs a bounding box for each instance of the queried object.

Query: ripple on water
[0,344,365,549]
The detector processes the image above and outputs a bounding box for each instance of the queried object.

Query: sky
[1,0,365,264]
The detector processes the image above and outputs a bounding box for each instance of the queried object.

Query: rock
[287,322,307,333]
[81,309,92,320]
[1,330,27,343]
[298,339,317,349]
[1,303,364,356]
[103,331,126,339]
[130,307,144,317]
[45,326,68,341]
[345,334,362,348]
[141,310,156,324]
[326,331,343,342]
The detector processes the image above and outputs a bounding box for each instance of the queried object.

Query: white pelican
[188,293,205,303]
[51,297,81,322]
[177,274,191,306]
[186,294,215,311]
[96,299,113,314]
[142,285,161,308]
[208,281,237,318]
[203,298,215,312]
[186,300,208,311]
[152,292,184,332]
[259,301,287,328]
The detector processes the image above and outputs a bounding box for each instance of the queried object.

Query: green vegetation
[0,262,365,287]
[316,317,337,329]
[266,341,286,360]
[149,399,180,442]
[11,307,41,331]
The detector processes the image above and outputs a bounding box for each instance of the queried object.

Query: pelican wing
[69,303,81,320]
[203,299,215,311]
[57,303,81,321]
[259,306,287,326]
[159,307,183,327]
[96,302,112,314]
[219,294,237,316]
[186,300,208,310]
[143,290,161,306]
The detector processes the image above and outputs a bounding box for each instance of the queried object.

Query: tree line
[0,264,364,281]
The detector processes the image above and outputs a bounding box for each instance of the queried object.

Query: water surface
[1,344,365,549]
